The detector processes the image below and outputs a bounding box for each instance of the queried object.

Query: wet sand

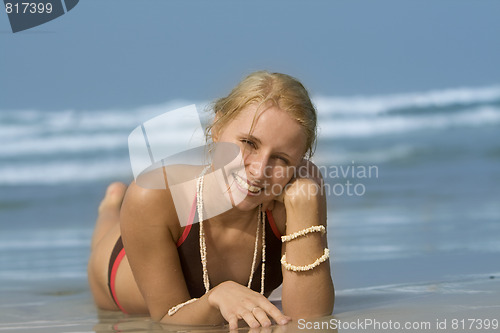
[1,272,499,332]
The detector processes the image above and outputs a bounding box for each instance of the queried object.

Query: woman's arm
[120,180,290,328]
[120,181,224,324]
[279,162,335,319]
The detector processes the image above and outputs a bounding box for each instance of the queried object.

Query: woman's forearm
[281,181,335,318]
[160,291,225,327]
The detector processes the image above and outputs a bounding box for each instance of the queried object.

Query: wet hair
[206,71,317,159]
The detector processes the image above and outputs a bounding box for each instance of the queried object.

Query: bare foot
[98,182,128,214]
[91,182,128,251]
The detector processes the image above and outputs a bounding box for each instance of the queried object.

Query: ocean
[1,86,500,331]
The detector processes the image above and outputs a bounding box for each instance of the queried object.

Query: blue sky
[1,0,500,111]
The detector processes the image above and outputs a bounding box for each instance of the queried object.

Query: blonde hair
[206,71,317,159]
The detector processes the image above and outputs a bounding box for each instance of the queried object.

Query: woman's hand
[274,159,323,205]
[207,281,291,330]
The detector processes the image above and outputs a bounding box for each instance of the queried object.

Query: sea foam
[1,86,499,185]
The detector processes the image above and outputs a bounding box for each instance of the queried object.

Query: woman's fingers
[257,301,292,326]
[225,304,290,330]
[240,309,261,328]
[227,313,239,330]
[209,281,291,329]
[251,307,272,327]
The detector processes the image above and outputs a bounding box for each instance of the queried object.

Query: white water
[1,85,499,185]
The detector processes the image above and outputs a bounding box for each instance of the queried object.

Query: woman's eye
[241,139,256,148]
[275,156,290,165]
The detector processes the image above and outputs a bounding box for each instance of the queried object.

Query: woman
[88,71,334,329]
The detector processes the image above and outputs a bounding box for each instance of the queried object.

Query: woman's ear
[211,129,219,142]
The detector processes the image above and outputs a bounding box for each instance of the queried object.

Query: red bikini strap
[265,210,282,239]
[176,196,197,247]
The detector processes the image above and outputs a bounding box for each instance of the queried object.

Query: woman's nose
[247,154,270,181]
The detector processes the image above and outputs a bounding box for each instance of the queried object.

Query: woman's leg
[87,182,147,313]
[90,182,127,251]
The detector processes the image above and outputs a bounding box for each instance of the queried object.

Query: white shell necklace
[197,165,266,294]
[167,166,266,316]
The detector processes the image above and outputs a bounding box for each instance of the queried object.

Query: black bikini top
[176,210,283,298]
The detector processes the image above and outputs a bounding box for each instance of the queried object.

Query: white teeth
[234,173,261,193]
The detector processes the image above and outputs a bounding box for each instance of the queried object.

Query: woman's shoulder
[121,164,208,240]
[123,179,174,209]
[121,176,183,241]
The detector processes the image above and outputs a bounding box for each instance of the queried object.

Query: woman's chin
[233,199,260,212]
[233,194,277,212]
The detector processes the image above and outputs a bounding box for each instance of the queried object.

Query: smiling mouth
[232,173,262,194]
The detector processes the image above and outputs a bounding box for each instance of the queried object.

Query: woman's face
[215,103,307,211]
